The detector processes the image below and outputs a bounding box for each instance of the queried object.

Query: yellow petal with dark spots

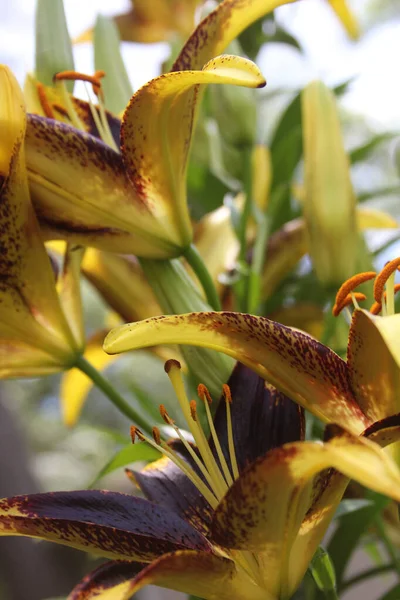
[121,55,266,251]
[348,310,400,422]
[104,312,368,435]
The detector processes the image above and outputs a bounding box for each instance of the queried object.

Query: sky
[1,0,400,132]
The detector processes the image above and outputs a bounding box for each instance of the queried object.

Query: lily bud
[209,40,258,148]
[301,80,357,287]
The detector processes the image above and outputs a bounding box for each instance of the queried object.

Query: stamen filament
[385,272,395,316]
[223,385,239,481]
[199,385,234,487]
[133,427,219,509]
[373,258,400,303]
[55,80,84,131]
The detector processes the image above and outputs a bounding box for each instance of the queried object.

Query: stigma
[333,259,400,318]
[130,359,239,510]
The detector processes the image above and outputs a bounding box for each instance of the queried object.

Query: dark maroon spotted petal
[211,362,305,471]
[0,490,211,561]
[68,560,144,599]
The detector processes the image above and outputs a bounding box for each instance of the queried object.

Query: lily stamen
[370,284,400,315]
[332,292,367,317]
[131,422,219,509]
[36,82,55,119]
[223,383,240,480]
[332,271,376,316]
[198,384,234,487]
[373,258,400,316]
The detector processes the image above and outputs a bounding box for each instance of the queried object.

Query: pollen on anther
[36,82,55,119]
[334,272,376,310]
[198,384,212,405]
[369,283,400,315]
[164,359,182,373]
[222,384,232,404]
[159,404,173,424]
[190,400,198,421]
[130,425,137,444]
[373,258,400,302]
[152,427,161,445]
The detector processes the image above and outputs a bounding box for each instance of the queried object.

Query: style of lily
[0,65,84,378]
[22,0,297,260]
[104,259,400,440]
[2,361,400,600]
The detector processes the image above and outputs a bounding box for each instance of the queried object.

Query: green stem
[75,355,149,431]
[375,515,400,578]
[234,145,253,312]
[184,244,221,311]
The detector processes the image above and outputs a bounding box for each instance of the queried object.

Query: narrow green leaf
[334,499,373,519]
[380,584,400,600]
[358,185,400,203]
[350,133,399,164]
[89,442,161,487]
[94,14,133,114]
[35,0,74,91]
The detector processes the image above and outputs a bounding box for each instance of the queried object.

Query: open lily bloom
[0,65,84,377]
[104,259,400,438]
[23,0,298,258]
[1,362,400,600]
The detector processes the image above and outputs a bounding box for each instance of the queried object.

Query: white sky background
[1,0,400,132]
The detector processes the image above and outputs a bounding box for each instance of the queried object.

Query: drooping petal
[82,250,161,323]
[68,560,145,600]
[211,362,305,471]
[348,310,400,422]
[0,490,211,561]
[210,428,400,598]
[104,312,368,435]
[0,65,77,365]
[25,115,179,258]
[121,54,266,251]
[60,330,118,427]
[56,244,85,351]
[121,550,268,600]
[362,413,400,448]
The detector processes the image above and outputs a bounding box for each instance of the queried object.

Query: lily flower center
[37,69,118,151]
[332,258,400,318]
[131,359,265,587]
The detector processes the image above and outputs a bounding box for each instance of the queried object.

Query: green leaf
[35,0,74,92]
[334,499,373,519]
[380,584,400,600]
[328,491,391,590]
[94,14,133,114]
[89,442,161,487]
[350,133,399,164]
[309,547,337,598]
[357,185,400,203]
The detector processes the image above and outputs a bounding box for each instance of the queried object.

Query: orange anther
[130,425,137,444]
[36,82,55,119]
[373,258,400,302]
[334,272,376,311]
[164,359,182,373]
[332,292,367,317]
[159,404,173,424]
[51,103,69,118]
[152,427,161,445]
[190,400,197,421]
[369,283,400,315]
[197,384,212,405]
[53,70,102,87]
[222,384,232,404]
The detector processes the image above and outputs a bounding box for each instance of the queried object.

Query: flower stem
[75,355,149,430]
[184,243,221,311]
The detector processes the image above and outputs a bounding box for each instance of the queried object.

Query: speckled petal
[121,55,266,251]
[68,560,145,600]
[104,312,368,435]
[210,428,400,597]
[122,550,268,600]
[25,115,179,258]
[0,490,211,561]
[348,310,400,422]
[362,413,400,447]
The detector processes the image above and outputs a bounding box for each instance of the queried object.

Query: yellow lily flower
[23,0,298,258]
[76,0,203,44]
[327,0,360,40]
[1,363,400,599]
[0,65,83,377]
[103,258,400,439]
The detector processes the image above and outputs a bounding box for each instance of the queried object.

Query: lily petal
[0,65,77,364]
[0,341,68,378]
[348,310,400,422]
[211,363,305,471]
[363,413,400,448]
[60,330,118,427]
[104,312,368,434]
[68,560,145,600]
[327,0,360,40]
[56,244,85,350]
[0,490,211,561]
[123,550,268,600]
[121,54,266,250]
[211,427,400,597]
